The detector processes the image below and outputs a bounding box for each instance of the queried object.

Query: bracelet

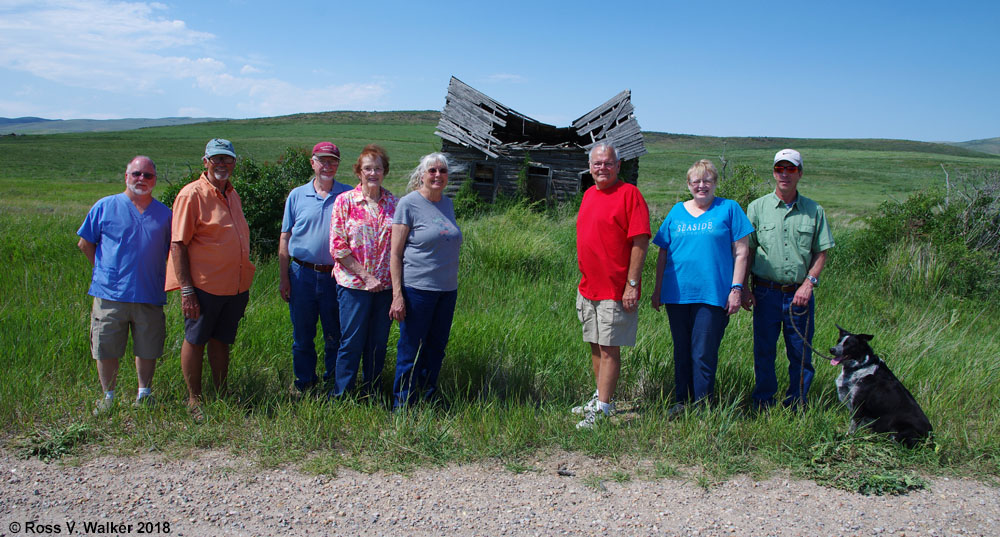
[730,284,743,291]
[181,286,195,296]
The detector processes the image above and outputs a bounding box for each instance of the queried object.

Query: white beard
[128,183,151,196]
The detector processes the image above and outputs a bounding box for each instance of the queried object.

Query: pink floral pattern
[329,185,398,290]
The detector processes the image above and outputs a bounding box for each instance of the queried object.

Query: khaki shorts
[576,290,638,347]
[90,297,166,360]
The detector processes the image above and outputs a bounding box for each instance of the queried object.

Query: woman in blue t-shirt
[651,159,753,412]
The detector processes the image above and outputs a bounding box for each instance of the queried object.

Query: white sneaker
[575,403,615,429]
[571,391,600,415]
[93,397,114,416]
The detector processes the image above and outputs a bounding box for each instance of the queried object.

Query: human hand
[726,289,741,315]
[792,282,813,308]
[279,279,291,302]
[622,284,639,312]
[389,294,406,321]
[650,292,661,312]
[740,288,754,311]
[181,293,201,320]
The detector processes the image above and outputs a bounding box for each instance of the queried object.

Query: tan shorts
[90,297,166,360]
[576,290,638,347]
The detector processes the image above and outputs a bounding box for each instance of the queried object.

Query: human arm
[338,254,385,292]
[170,241,199,319]
[388,223,409,321]
[77,237,96,266]
[792,250,827,307]
[650,248,666,312]
[622,235,649,312]
[741,248,756,311]
[278,231,291,302]
[728,236,750,315]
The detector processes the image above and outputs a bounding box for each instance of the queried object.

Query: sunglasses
[129,171,156,179]
[427,167,449,174]
[773,165,799,173]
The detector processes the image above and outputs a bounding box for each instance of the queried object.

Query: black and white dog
[829,325,932,447]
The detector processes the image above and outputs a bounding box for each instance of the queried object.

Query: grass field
[2,112,999,492]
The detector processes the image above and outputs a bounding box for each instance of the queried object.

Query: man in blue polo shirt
[77,156,172,414]
[278,142,352,395]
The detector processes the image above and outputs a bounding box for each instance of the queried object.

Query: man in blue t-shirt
[77,156,172,415]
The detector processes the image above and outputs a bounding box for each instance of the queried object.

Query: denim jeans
[392,287,458,409]
[331,286,393,398]
[751,285,815,407]
[665,303,729,404]
[288,261,340,390]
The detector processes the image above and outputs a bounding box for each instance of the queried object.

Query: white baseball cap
[773,149,802,167]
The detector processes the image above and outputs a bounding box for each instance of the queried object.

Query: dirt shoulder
[2,449,998,536]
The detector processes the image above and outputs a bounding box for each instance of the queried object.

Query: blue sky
[1,0,997,141]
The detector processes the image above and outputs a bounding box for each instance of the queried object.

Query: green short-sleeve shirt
[746,192,834,285]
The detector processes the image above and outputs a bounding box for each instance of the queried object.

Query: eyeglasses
[129,171,156,179]
[689,179,715,186]
[591,161,617,169]
[773,165,799,174]
[209,156,236,165]
[313,157,339,167]
[427,167,448,174]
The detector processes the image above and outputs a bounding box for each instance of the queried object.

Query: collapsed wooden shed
[435,76,646,202]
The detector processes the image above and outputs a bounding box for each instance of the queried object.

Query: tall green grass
[3,117,1000,492]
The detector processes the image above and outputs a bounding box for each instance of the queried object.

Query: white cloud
[0,1,389,117]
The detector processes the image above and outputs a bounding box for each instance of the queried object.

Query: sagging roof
[435,76,646,160]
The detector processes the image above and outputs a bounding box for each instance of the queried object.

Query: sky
[1,0,998,142]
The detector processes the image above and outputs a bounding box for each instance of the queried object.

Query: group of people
[79,139,462,418]
[78,137,832,427]
[571,145,833,428]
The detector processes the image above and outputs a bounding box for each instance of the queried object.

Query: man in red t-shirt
[573,143,650,429]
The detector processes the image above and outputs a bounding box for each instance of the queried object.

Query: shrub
[452,178,488,220]
[717,164,770,210]
[157,147,312,257]
[840,169,1000,299]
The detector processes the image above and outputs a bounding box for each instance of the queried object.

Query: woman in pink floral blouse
[328,144,399,399]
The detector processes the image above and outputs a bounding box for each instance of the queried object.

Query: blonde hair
[686,159,718,183]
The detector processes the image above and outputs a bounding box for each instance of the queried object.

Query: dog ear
[859,333,874,342]
[836,323,848,335]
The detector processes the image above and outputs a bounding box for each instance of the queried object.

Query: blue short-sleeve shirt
[653,197,753,308]
[281,178,352,265]
[77,193,172,305]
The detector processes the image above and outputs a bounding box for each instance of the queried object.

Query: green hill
[951,136,1000,156]
[0,116,225,135]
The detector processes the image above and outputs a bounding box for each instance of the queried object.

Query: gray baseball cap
[205,138,236,159]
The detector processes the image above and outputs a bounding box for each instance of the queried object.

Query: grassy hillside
[951,136,1000,156]
[0,116,225,135]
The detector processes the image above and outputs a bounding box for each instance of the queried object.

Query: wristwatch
[806,275,819,287]
[628,279,638,288]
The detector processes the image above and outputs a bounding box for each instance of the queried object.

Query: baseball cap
[205,138,236,159]
[312,142,341,160]
[773,149,802,167]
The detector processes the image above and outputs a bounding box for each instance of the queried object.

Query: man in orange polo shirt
[166,138,256,417]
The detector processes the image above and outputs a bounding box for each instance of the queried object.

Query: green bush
[158,147,312,257]
[717,164,770,210]
[839,170,1000,298]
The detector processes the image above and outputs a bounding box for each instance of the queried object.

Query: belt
[752,276,798,293]
[292,257,334,273]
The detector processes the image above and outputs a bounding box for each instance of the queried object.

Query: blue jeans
[751,284,815,407]
[665,303,729,404]
[288,261,340,390]
[392,287,458,409]
[331,286,393,398]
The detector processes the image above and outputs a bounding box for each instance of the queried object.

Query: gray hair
[588,142,620,163]
[408,152,451,191]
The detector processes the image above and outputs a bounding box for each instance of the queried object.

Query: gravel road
[2,449,998,536]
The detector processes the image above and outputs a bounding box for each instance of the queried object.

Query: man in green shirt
[742,149,834,409]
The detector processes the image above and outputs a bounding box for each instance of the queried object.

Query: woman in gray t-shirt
[388,153,463,409]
